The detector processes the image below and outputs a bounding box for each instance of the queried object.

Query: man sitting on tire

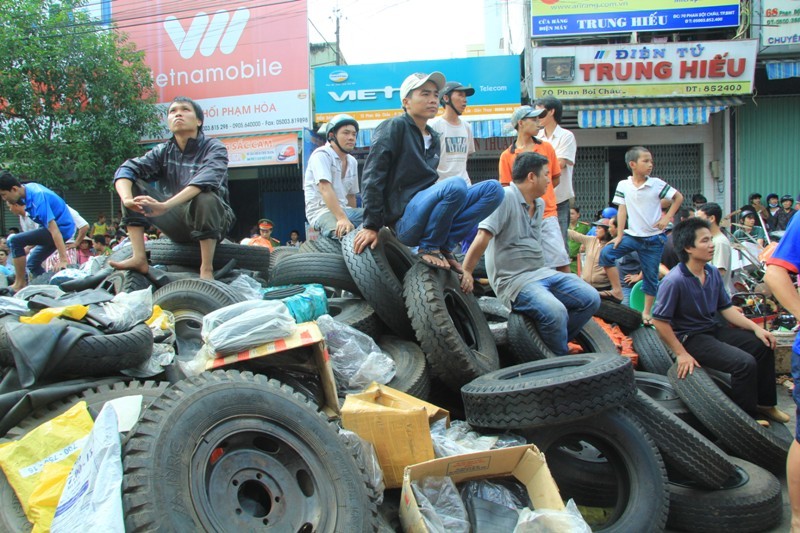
[460,152,601,355]
[110,96,234,280]
[652,217,789,425]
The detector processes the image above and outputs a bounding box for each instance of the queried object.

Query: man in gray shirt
[461,152,600,355]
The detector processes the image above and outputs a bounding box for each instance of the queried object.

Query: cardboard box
[399,445,564,532]
[341,383,450,489]
[206,322,340,417]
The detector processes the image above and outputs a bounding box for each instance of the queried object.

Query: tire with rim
[634,371,695,424]
[461,353,635,429]
[667,365,790,472]
[594,300,642,334]
[341,228,417,338]
[378,336,430,400]
[122,371,379,532]
[666,457,782,532]
[523,407,669,533]
[99,270,153,295]
[507,314,617,363]
[153,279,245,360]
[268,252,361,296]
[109,239,270,280]
[268,247,299,278]
[299,237,342,255]
[630,326,673,375]
[328,298,385,339]
[543,440,617,508]
[0,380,168,533]
[404,263,498,391]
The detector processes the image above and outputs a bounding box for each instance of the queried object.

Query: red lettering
[654,61,672,79]
[727,58,746,77]
[579,64,595,81]
[708,59,725,78]
[615,63,632,81]
[597,63,614,81]
[634,62,653,79]
[680,61,698,79]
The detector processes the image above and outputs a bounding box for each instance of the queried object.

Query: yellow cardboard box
[399,445,564,532]
[341,383,450,489]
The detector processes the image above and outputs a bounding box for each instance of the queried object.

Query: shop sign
[531,0,740,38]
[112,0,310,140]
[219,133,299,167]
[532,40,758,99]
[761,0,800,48]
[314,56,520,128]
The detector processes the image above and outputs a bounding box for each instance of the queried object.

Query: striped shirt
[613,176,677,237]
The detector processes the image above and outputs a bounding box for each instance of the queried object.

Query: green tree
[0,0,160,191]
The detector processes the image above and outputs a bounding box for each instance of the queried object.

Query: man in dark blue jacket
[110,96,234,279]
[352,72,502,272]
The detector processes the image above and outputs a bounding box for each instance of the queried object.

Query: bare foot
[9,282,26,294]
[109,256,149,274]
[199,268,214,280]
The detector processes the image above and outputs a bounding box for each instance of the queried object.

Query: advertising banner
[532,40,758,99]
[314,56,520,128]
[761,0,800,48]
[113,0,310,140]
[220,133,299,167]
[531,0,740,38]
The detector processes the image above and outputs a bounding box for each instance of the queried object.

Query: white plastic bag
[411,476,470,533]
[97,288,154,332]
[514,499,592,533]
[50,403,124,532]
[202,300,296,355]
[229,274,264,301]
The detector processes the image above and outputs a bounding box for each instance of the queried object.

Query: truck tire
[269,253,361,296]
[507,314,617,362]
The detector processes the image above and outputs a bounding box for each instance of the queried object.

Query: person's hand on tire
[676,352,700,378]
[353,228,378,254]
[335,217,355,239]
[460,270,474,294]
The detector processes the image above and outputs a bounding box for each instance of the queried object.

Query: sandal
[440,250,464,274]
[598,290,622,304]
[642,315,654,327]
[417,249,450,271]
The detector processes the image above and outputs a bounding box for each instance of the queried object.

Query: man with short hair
[353,72,503,272]
[696,202,732,294]
[461,152,600,356]
[110,96,234,280]
[692,193,707,210]
[248,219,281,250]
[0,171,74,291]
[535,96,577,252]
[770,194,796,232]
[93,234,111,256]
[304,114,363,239]
[429,81,475,185]
[653,217,787,424]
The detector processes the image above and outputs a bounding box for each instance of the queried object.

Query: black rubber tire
[268,246,299,278]
[122,371,379,532]
[523,407,669,533]
[403,263,499,391]
[667,457,783,533]
[0,316,21,366]
[0,380,168,533]
[461,353,635,429]
[627,390,736,488]
[454,252,487,278]
[299,236,342,255]
[109,239,271,280]
[543,441,618,508]
[488,321,508,347]
[667,365,790,472]
[58,323,154,376]
[268,252,361,296]
[378,336,431,400]
[477,296,510,321]
[634,371,695,424]
[341,228,417,338]
[262,285,306,300]
[595,300,642,334]
[630,326,673,375]
[328,298,385,339]
[99,270,153,295]
[507,314,617,363]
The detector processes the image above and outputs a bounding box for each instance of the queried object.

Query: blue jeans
[315,208,364,238]
[7,228,57,277]
[394,177,503,252]
[621,286,633,306]
[599,233,667,296]
[512,273,601,355]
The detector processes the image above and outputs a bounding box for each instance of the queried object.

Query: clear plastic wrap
[229,274,264,301]
[514,499,592,532]
[410,476,470,533]
[202,300,296,355]
[146,306,175,344]
[121,343,175,378]
[49,268,90,286]
[431,419,525,458]
[339,429,385,505]
[96,288,154,332]
[316,314,396,393]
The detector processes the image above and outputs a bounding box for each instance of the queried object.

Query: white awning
[566,97,743,128]
[766,61,800,80]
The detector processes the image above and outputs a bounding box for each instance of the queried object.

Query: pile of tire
[460,353,786,533]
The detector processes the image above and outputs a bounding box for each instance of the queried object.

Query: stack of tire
[460,352,787,532]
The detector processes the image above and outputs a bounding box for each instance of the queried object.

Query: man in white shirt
[429,81,476,185]
[303,114,363,239]
[696,202,733,294]
[535,96,577,255]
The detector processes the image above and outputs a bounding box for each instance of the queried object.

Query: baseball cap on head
[593,218,611,228]
[399,72,445,101]
[441,81,475,99]
[510,106,547,128]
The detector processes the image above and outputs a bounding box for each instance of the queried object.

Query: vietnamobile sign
[314,56,520,128]
[532,0,739,38]
[532,40,758,99]
[113,0,310,140]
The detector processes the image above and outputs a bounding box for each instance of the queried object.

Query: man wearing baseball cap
[353,72,503,272]
[429,81,476,185]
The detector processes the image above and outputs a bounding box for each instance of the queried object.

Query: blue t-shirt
[652,262,732,338]
[23,183,75,239]
[766,212,800,354]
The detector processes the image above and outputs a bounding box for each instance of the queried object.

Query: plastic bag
[20,305,88,325]
[0,401,94,529]
[50,403,124,532]
[264,284,328,323]
[96,288,154,332]
[146,306,175,344]
[121,343,175,378]
[431,419,499,458]
[316,314,396,393]
[461,479,530,532]
[514,499,592,532]
[410,476,470,533]
[49,268,90,287]
[339,429,385,505]
[202,300,296,355]
[229,274,264,301]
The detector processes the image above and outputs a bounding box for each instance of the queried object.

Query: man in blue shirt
[652,217,787,423]
[0,170,75,292]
